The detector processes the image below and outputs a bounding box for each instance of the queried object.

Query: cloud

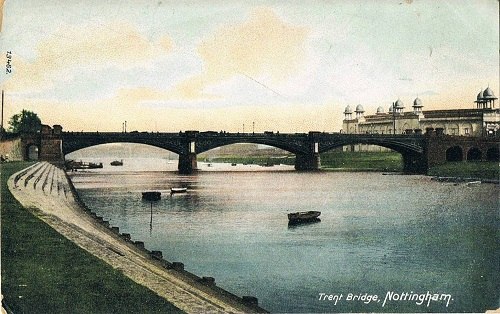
[4,22,174,92]
[171,7,309,100]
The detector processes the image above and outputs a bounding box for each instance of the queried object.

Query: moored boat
[288,211,321,224]
[170,187,187,194]
[66,160,103,170]
[110,160,123,166]
[142,191,161,201]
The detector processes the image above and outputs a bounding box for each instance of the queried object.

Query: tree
[8,110,41,134]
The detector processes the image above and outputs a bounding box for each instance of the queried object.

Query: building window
[464,128,469,135]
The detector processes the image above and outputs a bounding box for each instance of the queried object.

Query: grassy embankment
[207,151,499,179]
[207,151,404,172]
[1,162,183,314]
[428,161,499,180]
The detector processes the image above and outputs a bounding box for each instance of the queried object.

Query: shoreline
[7,162,267,313]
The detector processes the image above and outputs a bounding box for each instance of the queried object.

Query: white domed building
[342,88,499,151]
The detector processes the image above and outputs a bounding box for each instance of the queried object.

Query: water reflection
[287,218,321,228]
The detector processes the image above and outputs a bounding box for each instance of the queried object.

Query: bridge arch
[194,137,309,155]
[317,136,426,173]
[446,146,463,161]
[194,137,315,171]
[466,147,482,161]
[26,144,39,160]
[64,142,179,157]
[318,137,424,156]
[62,133,185,155]
[486,147,499,161]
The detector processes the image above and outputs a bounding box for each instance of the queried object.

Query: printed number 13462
[6,51,12,74]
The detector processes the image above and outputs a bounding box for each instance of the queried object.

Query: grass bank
[428,161,499,180]
[206,151,404,172]
[1,162,183,314]
[207,151,498,179]
[319,151,403,171]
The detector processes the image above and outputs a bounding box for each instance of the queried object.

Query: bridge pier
[402,153,427,174]
[294,153,321,171]
[39,125,65,165]
[178,153,197,174]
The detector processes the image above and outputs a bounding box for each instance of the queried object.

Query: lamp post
[252,121,255,134]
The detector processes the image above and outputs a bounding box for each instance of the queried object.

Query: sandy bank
[8,162,265,314]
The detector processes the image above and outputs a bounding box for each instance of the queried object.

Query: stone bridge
[22,125,499,174]
[61,130,427,174]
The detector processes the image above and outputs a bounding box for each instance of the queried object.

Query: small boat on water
[110,160,123,166]
[288,211,321,224]
[142,191,161,201]
[66,160,103,170]
[170,187,187,194]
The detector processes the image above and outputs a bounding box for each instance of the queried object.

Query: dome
[395,99,404,108]
[477,90,484,100]
[355,104,364,112]
[376,106,384,114]
[344,105,352,114]
[413,97,423,107]
[388,105,394,113]
[483,87,497,99]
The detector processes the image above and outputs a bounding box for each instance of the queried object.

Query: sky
[0,0,498,133]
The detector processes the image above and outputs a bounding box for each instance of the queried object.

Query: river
[68,157,499,313]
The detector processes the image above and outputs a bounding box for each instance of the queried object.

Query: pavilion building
[342,87,499,151]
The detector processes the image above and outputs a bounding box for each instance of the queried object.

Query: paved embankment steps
[8,162,266,314]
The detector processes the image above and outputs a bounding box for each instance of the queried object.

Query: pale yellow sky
[1,1,498,132]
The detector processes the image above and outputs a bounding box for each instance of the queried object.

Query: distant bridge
[22,126,500,174]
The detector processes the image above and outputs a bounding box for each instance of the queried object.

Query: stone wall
[39,137,63,162]
[0,137,24,161]
[426,134,499,166]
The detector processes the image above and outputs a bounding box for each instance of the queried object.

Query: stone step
[23,162,46,188]
[13,163,38,187]
[58,169,70,198]
[34,163,51,191]
[49,164,57,195]
[42,164,55,193]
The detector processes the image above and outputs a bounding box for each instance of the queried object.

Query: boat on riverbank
[171,187,187,194]
[66,160,103,170]
[110,160,123,166]
[142,191,161,201]
[287,211,321,224]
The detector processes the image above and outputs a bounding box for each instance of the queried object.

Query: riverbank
[2,162,266,313]
[204,151,498,179]
[204,151,403,171]
[427,161,499,180]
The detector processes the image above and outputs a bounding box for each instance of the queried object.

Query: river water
[68,158,499,313]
